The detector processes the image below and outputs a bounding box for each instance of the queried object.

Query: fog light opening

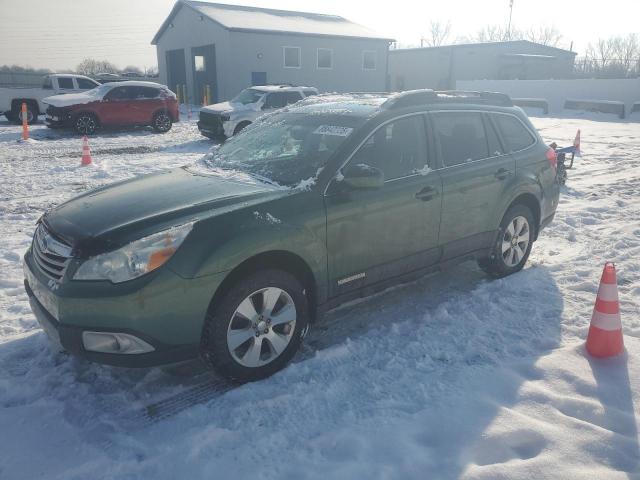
[82,331,155,354]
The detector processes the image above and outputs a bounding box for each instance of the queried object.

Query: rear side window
[431,112,489,167]
[105,87,131,101]
[57,77,74,89]
[485,116,504,156]
[77,78,98,89]
[42,76,53,89]
[493,114,535,152]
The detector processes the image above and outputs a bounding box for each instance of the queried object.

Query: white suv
[198,85,318,139]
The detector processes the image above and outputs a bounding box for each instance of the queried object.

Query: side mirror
[341,163,384,189]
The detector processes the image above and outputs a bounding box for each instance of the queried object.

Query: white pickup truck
[0,74,100,124]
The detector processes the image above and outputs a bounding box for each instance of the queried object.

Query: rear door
[129,86,161,124]
[431,110,515,259]
[325,113,442,295]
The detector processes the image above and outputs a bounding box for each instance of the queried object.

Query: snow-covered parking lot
[0,114,639,479]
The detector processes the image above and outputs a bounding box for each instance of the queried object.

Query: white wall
[456,79,640,115]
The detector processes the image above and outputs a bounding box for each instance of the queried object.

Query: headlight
[73,222,194,283]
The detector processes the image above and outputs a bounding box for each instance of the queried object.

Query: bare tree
[461,24,562,47]
[122,65,143,74]
[524,26,563,47]
[578,33,640,78]
[76,58,118,75]
[422,20,452,47]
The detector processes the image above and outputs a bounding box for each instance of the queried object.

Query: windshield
[231,88,265,105]
[202,112,364,187]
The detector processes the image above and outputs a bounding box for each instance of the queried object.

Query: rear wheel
[201,269,309,382]
[74,113,98,135]
[478,204,535,278]
[152,111,172,133]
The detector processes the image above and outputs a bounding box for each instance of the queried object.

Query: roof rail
[382,89,436,109]
[436,90,513,106]
[382,89,513,109]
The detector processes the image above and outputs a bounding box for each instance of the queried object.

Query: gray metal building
[388,40,577,91]
[152,1,393,103]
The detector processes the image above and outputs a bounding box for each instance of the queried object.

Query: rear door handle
[494,168,513,180]
[415,186,439,201]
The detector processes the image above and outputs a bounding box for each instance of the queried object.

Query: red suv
[43,81,179,135]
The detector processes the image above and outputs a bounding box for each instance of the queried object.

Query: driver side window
[263,92,286,109]
[105,87,131,101]
[347,115,428,181]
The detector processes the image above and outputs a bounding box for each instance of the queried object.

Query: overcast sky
[0,0,638,71]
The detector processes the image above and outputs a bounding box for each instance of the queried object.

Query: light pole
[507,0,514,40]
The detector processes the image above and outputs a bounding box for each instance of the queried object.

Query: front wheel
[74,113,98,135]
[478,204,535,278]
[152,111,172,133]
[201,269,309,382]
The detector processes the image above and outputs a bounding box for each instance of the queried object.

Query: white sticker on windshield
[313,125,353,137]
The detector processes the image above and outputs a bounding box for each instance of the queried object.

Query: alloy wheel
[501,215,530,267]
[155,113,171,132]
[226,287,297,368]
[76,116,96,135]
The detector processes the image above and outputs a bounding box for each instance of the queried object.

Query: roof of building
[152,0,394,44]
[389,40,577,56]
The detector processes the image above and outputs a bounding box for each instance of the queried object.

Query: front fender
[168,191,328,300]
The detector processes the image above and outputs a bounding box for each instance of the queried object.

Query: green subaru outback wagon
[24,90,559,382]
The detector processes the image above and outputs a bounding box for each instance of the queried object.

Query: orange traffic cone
[586,262,624,358]
[81,135,92,166]
[21,102,29,140]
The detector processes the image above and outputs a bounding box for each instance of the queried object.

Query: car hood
[43,91,100,108]
[201,101,256,115]
[43,167,286,252]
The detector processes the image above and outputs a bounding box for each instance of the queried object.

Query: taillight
[546,148,557,170]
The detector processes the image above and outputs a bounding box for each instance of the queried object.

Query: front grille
[198,111,224,136]
[31,224,72,281]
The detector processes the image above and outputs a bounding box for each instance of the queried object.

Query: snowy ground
[0,113,639,479]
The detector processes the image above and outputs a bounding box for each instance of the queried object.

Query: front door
[325,114,442,296]
[100,86,134,125]
[430,111,515,259]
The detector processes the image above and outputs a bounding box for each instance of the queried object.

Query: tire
[12,101,38,125]
[74,113,98,135]
[233,121,251,135]
[152,111,172,133]
[478,204,535,278]
[5,111,17,122]
[201,269,309,382]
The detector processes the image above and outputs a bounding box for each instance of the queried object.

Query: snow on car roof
[100,81,168,89]
[250,85,316,92]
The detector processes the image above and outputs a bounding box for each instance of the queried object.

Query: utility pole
[507,0,514,40]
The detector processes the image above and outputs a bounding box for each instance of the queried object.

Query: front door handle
[494,168,513,180]
[415,186,439,201]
